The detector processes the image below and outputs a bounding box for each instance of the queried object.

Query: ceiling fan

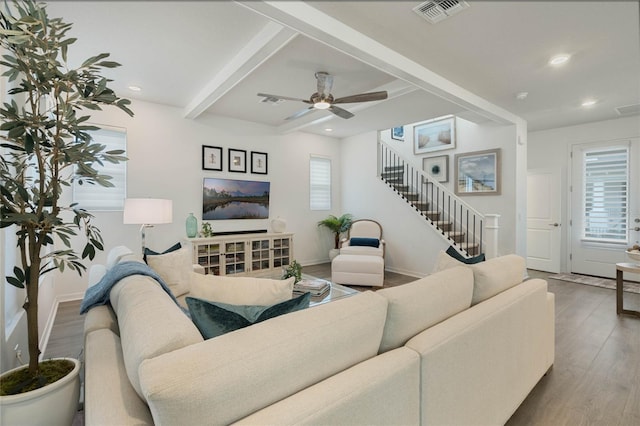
[257,71,388,121]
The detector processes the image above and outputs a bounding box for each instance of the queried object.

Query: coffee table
[249,270,358,306]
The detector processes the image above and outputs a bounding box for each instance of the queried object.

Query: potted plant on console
[0,2,133,424]
[317,213,353,260]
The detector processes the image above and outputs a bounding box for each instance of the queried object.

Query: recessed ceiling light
[549,54,571,66]
[128,85,142,92]
[516,91,528,100]
[581,99,597,107]
[324,128,333,132]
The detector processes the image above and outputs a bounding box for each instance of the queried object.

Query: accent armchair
[339,219,385,258]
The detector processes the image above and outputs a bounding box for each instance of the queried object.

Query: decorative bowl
[626,249,640,263]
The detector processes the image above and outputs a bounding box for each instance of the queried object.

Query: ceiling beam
[184,21,297,119]
[237,1,524,127]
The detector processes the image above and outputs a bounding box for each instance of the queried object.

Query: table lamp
[123,198,173,254]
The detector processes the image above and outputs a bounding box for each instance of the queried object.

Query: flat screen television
[203,178,270,220]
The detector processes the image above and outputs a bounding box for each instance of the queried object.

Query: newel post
[484,214,501,259]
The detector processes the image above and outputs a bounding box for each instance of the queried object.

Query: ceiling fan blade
[328,105,354,119]
[285,106,317,121]
[333,91,388,104]
[315,72,334,97]
[257,93,311,103]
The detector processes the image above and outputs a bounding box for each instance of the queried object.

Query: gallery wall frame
[251,151,268,175]
[423,155,448,183]
[228,148,247,173]
[454,148,501,196]
[391,126,404,141]
[414,115,456,154]
[202,145,223,171]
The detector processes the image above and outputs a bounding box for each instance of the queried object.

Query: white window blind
[583,146,629,242]
[310,156,331,210]
[73,127,127,211]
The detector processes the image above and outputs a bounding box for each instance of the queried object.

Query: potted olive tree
[317,214,353,260]
[0,1,133,423]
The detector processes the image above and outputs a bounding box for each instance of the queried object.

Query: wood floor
[45,265,640,425]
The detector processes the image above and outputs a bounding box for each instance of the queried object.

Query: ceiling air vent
[259,95,285,106]
[615,103,640,117]
[413,0,469,24]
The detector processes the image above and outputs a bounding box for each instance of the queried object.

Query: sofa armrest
[84,329,153,426]
[83,305,119,339]
[234,347,420,425]
[405,278,554,426]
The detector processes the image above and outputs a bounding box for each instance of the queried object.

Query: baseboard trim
[39,293,84,360]
[384,265,424,279]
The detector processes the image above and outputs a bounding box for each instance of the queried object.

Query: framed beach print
[423,155,448,183]
[251,151,268,175]
[391,126,404,141]
[228,148,247,173]
[454,148,501,195]
[202,145,223,171]
[414,116,456,154]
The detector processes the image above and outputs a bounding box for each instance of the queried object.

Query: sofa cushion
[190,273,294,306]
[109,275,203,398]
[139,291,389,425]
[145,247,191,297]
[377,266,473,353]
[432,251,526,305]
[106,245,134,270]
[143,242,181,263]
[186,292,311,339]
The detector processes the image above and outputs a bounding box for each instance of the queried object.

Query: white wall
[341,117,518,277]
[528,115,640,272]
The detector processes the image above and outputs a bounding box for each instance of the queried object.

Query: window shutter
[582,146,629,242]
[310,157,331,211]
[73,127,127,211]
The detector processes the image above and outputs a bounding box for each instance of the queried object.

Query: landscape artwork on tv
[203,178,270,220]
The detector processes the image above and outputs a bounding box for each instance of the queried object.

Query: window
[310,156,331,210]
[72,127,127,211]
[582,146,629,242]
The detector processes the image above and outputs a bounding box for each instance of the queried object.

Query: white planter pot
[0,358,81,426]
[329,248,340,261]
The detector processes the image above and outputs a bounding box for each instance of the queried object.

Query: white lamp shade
[123,198,173,225]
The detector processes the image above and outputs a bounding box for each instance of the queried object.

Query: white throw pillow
[106,245,134,270]
[190,274,294,306]
[146,248,192,297]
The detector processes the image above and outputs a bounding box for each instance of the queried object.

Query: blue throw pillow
[349,237,380,248]
[186,292,311,339]
[143,242,181,263]
[446,246,485,264]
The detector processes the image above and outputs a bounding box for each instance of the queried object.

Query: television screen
[203,178,270,220]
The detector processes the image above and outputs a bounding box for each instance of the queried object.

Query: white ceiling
[45,1,640,139]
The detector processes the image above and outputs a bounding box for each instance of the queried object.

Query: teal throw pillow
[349,237,380,248]
[186,292,311,339]
[143,242,181,263]
[446,245,485,264]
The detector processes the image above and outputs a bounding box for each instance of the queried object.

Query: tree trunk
[25,254,41,376]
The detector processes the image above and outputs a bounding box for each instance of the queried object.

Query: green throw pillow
[186,292,311,339]
[446,245,485,264]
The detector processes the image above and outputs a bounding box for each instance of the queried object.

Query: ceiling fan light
[314,101,331,110]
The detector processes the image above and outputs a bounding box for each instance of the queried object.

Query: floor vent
[413,0,470,24]
[615,103,640,116]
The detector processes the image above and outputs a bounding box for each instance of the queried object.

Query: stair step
[446,231,466,243]
[381,172,404,179]
[393,185,409,192]
[414,202,430,210]
[384,165,404,172]
[404,193,419,201]
[456,243,480,256]
[433,221,453,231]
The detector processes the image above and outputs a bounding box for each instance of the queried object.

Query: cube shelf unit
[188,232,293,276]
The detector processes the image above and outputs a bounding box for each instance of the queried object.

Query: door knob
[549,223,560,227]
[630,227,640,232]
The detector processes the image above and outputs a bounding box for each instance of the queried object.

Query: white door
[527,169,562,272]
[570,138,640,279]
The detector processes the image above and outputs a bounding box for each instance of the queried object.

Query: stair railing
[378,139,492,258]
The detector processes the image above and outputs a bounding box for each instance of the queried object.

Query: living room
[1,1,639,424]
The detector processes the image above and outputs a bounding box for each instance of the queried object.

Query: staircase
[378,141,490,258]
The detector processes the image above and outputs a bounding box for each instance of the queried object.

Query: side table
[615,262,640,317]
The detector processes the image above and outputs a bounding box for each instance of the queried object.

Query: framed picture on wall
[251,151,268,174]
[391,126,404,141]
[423,155,448,183]
[202,145,223,171]
[414,115,456,154]
[228,148,247,173]
[454,148,501,195]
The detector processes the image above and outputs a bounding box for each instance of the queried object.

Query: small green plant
[201,222,213,237]
[282,260,302,283]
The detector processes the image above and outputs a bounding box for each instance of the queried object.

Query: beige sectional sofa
[82,252,554,425]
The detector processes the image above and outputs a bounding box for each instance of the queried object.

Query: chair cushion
[340,245,384,257]
[186,292,311,339]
